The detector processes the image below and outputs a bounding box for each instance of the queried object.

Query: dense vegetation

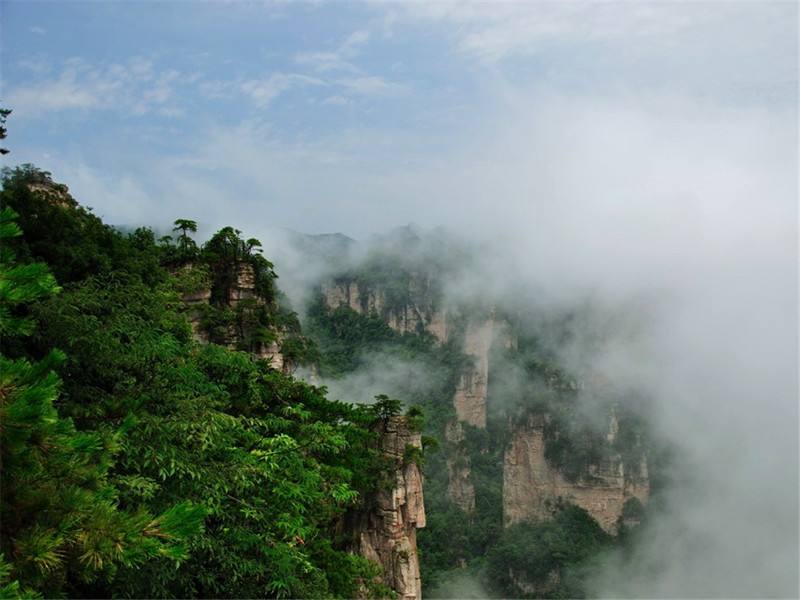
[486,506,611,598]
[0,151,654,597]
[0,165,399,598]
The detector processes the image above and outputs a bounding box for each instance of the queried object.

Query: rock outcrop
[178,261,289,372]
[181,283,212,344]
[321,278,447,341]
[451,318,494,428]
[26,180,74,209]
[349,417,426,600]
[503,414,649,534]
[446,315,516,511]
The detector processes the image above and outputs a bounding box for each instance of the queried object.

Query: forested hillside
[297,232,658,598]
[0,159,665,600]
[0,165,413,598]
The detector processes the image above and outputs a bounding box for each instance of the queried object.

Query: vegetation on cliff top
[0,165,396,598]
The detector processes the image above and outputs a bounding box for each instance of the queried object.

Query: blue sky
[1,1,796,240]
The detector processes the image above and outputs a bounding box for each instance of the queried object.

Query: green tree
[372,394,403,422]
[486,506,611,598]
[4,170,390,597]
[0,108,10,155]
[0,208,60,336]
[172,218,198,262]
[0,209,204,597]
[0,166,165,286]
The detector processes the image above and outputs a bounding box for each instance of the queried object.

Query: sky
[1,1,796,239]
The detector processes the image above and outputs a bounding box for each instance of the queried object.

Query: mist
[454,95,795,596]
[268,90,797,597]
[479,97,797,598]
[297,350,440,407]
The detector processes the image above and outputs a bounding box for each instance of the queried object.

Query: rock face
[27,180,74,209]
[228,262,258,305]
[451,315,516,429]
[503,414,649,534]
[181,284,212,344]
[350,417,426,600]
[179,262,289,372]
[321,279,447,341]
[444,421,476,513]
[452,318,494,428]
[446,315,517,511]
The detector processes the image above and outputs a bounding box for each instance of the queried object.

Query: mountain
[292,231,655,597]
[0,166,657,599]
[0,166,425,599]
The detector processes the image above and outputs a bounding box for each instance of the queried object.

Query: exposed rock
[443,420,475,513]
[177,261,291,372]
[425,308,448,343]
[182,270,427,598]
[26,180,75,209]
[321,279,447,341]
[255,340,286,372]
[503,414,649,534]
[446,453,476,514]
[322,279,362,313]
[182,287,212,344]
[452,318,495,428]
[349,417,426,600]
[227,262,257,305]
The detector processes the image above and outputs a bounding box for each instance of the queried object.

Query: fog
[468,97,797,597]
[296,350,440,407]
[264,89,797,597]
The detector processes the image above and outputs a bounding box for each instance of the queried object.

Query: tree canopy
[0,165,391,598]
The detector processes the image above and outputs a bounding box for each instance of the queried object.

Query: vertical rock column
[451,318,495,428]
[446,316,499,512]
[353,417,427,600]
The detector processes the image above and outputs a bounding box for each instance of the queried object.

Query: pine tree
[0,208,204,597]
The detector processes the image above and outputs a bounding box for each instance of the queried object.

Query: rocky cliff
[318,264,651,593]
[179,261,288,371]
[321,278,447,340]
[503,413,649,534]
[446,314,517,512]
[348,417,426,600]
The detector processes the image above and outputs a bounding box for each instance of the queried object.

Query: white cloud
[240,73,324,107]
[5,57,186,119]
[29,26,46,36]
[336,75,404,97]
[340,29,370,53]
[294,28,370,73]
[294,51,357,73]
[290,29,406,102]
[6,68,101,115]
[322,95,349,106]
[390,1,797,100]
